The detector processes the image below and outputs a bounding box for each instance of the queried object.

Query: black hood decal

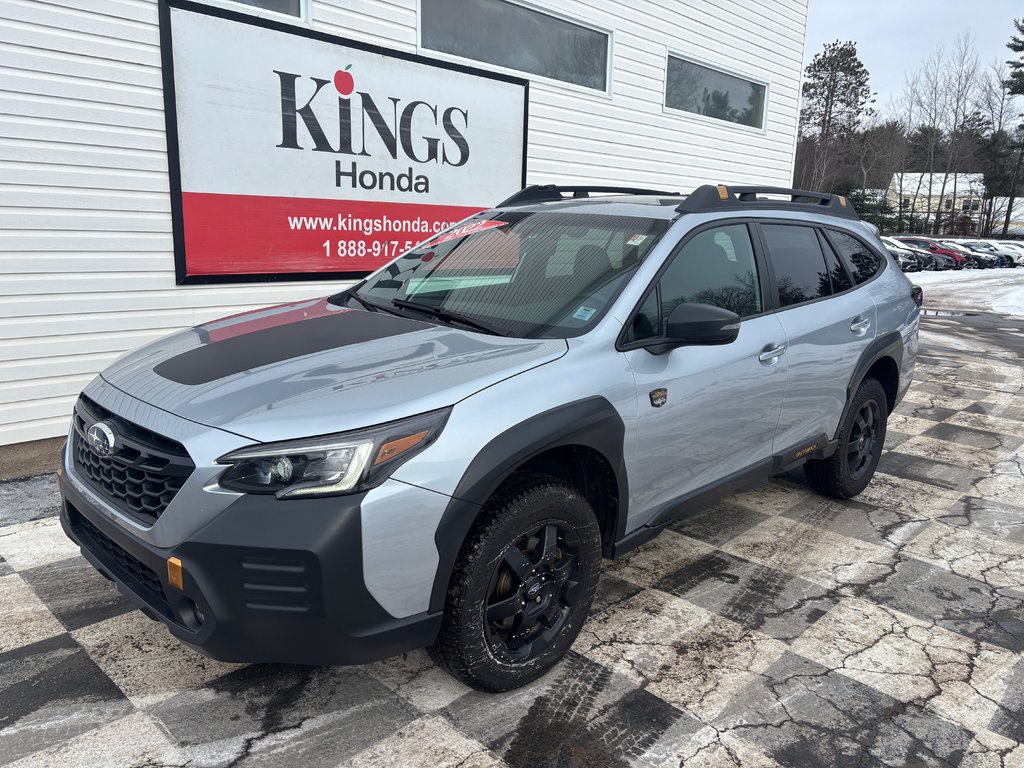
[155,308,429,385]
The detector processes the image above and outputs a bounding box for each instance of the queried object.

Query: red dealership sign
[160,0,528,284]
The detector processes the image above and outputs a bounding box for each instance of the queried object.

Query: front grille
[68,502,173,621]
[72,395,194,526]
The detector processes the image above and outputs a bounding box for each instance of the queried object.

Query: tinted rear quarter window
[760,224,831,307]
[820,235,853,293]
[828,231,882,284]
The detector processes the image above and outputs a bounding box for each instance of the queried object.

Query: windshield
[350,211,669,338]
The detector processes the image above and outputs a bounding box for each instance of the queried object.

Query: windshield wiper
[347,290,413,318]
[346,291,378,312]
[391,298,508,336]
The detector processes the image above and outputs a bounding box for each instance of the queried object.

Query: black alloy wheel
[430,479,601,691]
[846,400,881,481]
[484,521,582,662]
[804,377,888,499]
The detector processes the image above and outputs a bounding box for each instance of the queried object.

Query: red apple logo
[334,65,354,96]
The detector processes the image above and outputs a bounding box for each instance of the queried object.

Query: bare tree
[908,48,948,231]
[933,34,980,234]
[977,60,1015,133]
[885,73,928,231]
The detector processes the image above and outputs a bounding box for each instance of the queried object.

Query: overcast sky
[803,0,1021,112]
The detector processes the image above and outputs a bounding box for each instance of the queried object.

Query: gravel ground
[1,283,1024,767]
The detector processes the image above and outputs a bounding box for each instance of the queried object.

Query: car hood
[100,297,567,441]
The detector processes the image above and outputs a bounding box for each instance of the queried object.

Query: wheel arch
[836,331,903,439]
[428,397,628,613]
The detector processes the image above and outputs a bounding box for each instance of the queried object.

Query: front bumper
[58,454,441,666]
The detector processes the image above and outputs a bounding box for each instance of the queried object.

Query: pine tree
[1001,19,1023,235]
[799,41,874,191]
[1007,18,1024,96]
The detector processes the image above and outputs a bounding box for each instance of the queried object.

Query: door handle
[758,344,786,365]
[850,316,871,335]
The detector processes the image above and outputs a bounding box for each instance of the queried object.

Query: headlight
[216,408,450,499]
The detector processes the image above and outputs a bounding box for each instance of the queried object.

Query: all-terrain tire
[804,377,888,499]
[429,477,602,692]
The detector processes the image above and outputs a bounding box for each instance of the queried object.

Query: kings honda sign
[161,1,528,283]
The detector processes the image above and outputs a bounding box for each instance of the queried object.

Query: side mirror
[658,303,740,350]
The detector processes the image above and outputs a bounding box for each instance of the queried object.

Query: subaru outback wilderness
[58,184,921,691]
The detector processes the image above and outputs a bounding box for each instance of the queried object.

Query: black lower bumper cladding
[58,462,441,666]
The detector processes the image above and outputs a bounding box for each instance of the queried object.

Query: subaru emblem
[87,422,116,458]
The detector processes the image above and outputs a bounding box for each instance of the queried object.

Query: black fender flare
[835,330,903,439]
[427,396,628,613]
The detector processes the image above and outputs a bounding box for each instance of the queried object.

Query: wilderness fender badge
[649,388,668,408]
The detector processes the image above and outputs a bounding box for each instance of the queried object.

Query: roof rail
[677,184,859,220]
[496,184,678,208]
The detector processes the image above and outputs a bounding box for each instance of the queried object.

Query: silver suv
[58,184,921,691]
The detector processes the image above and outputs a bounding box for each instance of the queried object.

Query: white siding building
[0,0,808,449]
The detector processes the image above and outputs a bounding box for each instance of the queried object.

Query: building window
[208,0,302,17]
[665,55,765,129]
[420,0,609,90]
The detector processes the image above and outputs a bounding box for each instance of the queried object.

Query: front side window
[627,224,761,342]
[421,0,609,90]
[665,55,766,129]
[828,230,883,284]
[354,212,667,338]
[761,224,832,308]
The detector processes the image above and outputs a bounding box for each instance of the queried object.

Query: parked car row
[879,236,949,271]
[880,234,1024,272]
[951,238,1024,268]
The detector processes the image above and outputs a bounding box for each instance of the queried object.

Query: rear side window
[829,231,882,284]
[761,224,831,307]
[820,235,853,293]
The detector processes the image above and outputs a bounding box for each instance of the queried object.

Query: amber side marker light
[167,557,184,591]
[374,430,428,466]
[837,195,848,207]
[716,184,729,200]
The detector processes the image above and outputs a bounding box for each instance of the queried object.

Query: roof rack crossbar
[677,184,858,220]
[497,184,678,208]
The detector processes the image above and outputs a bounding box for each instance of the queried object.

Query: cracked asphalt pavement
[2,271,1024,767]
